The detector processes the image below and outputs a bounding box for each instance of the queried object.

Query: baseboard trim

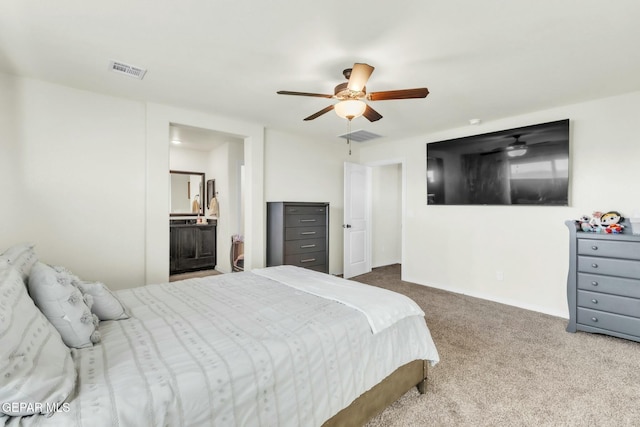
[402,275,569,319]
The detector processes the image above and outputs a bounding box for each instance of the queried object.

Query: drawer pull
[591,317,598,322]
[300,258,316,263]
[591,281,598,286]
[300,231,317,235]
[591,246,598,250]
[300,244,316,249]
[591,299,598,304]
[300,219,317,223]
[591,263,598,268]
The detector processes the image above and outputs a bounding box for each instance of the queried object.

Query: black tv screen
[426,119,570,206]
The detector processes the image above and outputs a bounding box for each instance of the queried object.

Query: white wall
[0,73,147,289]
[263,129,351,275]
[5,69,639,315]
[0,73,25,229]
[371,164,402,267]
[0,73,265,289]
[169,147,210,173]
[356,90,640,317]
[206,141,244,272]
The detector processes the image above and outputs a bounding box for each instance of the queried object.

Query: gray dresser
[565,219,640,342]
[267,202,329,273]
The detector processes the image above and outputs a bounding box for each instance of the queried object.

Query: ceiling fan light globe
[507,148,527,157]
[335,100,366,120]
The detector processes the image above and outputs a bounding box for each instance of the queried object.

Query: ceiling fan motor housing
[334,82,366,100]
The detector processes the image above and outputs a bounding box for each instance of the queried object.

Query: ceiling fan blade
[277,90,333,98]
[303,104,335,121]
[367,88,429,101]
[363,105,383,122]
[347,63,375,92]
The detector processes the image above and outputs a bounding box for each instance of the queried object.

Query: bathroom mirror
[170,170,205,216]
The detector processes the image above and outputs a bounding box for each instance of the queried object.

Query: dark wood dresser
[267,202,329,273]
[565,219,640,343]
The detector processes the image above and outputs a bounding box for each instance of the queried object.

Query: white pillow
[52,266,129,321]
[76,281,129,321]
[0,264,76,416]
[1,243,37,283]
[28,262,100,349]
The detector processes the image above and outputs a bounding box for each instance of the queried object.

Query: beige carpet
[352,264,640,427]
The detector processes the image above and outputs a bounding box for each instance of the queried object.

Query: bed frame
[322,359,428,426]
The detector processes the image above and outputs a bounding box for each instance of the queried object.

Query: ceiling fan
[277,63,429,122]
[481,133,558,157]
[505,134,528,157]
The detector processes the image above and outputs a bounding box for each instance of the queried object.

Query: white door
[343,162,372,279]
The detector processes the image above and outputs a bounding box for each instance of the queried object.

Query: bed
[1,259,439,427]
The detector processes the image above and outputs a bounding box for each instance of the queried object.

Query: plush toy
[589,211,604,233]
[578,215,594,232]
[601,211,625,234]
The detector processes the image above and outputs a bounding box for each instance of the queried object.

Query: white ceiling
[2,1,640,143]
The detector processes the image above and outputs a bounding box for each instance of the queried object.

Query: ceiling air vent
[108,60,147,80]
[338,129,382,143]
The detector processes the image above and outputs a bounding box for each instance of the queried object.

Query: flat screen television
[426,119,570,206]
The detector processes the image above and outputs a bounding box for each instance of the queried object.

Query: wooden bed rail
[322,359,428,426]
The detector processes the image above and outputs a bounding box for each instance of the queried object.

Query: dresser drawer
[284,205,328,215]
[578,256,640,278]
[285,214,325,228]
[577,273,640,298]
[284,251,326,268]
[285,226,326,241]
[577,290,640,318]
[577,307,640,338]
[284,238,326,255]
[578,239,640,261]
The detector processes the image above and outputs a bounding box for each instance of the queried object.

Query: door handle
[343,224,352,228]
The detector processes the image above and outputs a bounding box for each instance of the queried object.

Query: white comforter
[3,267,439,427]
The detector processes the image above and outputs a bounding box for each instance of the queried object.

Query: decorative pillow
[28,262,100,349]
[0,243,37,283]
[0,263,76,416]
[52,266,129,321]
[76,281,129,320]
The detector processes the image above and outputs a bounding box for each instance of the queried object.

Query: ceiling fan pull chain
[347,119,352,156]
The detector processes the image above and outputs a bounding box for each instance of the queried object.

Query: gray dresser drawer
[284,205,328,215]
[285,226,326,241]
[284,251,326,268]
[284,238,326,255]
[578,239,640,260]
[577,307,640,338]
[578,290,640,318]
[578,256,640,278]
[285,214,325,228]
[577,273,640,298]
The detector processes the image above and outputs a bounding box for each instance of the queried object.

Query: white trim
[403,275,570,319]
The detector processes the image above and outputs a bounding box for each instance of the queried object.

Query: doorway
[371,163,402,269]
[343,160,404,278]
[169,123,245,274]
